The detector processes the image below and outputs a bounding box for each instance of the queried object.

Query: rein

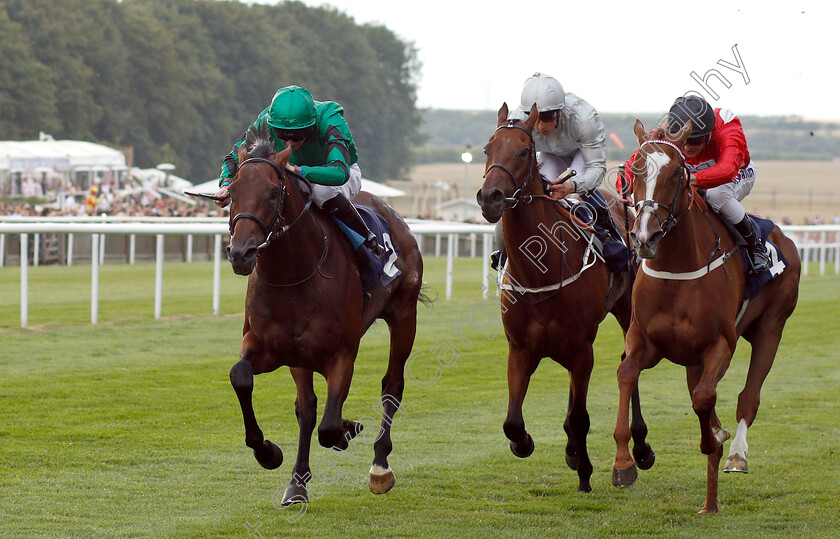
[486,121,597,299]
[229,157,314,253]
[636,140,738,281]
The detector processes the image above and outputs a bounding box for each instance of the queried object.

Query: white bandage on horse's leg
[728,418,749,457]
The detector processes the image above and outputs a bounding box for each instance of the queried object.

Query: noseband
[484,121,542,210]
[229,157,313,253]
[635,139,693,236]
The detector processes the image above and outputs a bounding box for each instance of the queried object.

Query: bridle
[483,121,547,210]
[228,157,314,253]
[635,139,694,237]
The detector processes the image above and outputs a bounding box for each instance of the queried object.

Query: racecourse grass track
[0,258,838,538]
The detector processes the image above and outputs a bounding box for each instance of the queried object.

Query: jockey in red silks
[618,96,769,273]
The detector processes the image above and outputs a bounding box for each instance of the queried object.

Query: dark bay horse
[476,104,653,492]
[226,128,424,504]
[612,120,800,513]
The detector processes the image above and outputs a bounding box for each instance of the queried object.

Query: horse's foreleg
[229,345,283,470]
[280,368,317,506]
[503,347,538,458]
[727,324,784,473]
[613,330,656,488]
[687,365,729,447]
[565,348,594,492]
[691,338,733,514]
[318,353,358,450]
[612,294,655,470]
[369,309,416,494]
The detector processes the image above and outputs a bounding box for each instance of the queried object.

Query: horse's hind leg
[229,343,284,470]
[727,323,785,473]
[369,308,417,494]
[280,368,318,505]
[503,348,539,458]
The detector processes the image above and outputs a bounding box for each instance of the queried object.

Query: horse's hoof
[369,467,396,495]
[254,440,283,470]
[713,427,731,445]
[612,464,638,488]
[343,419,364,439]
[565,450,579,470]
[633,444,656,471]
[510,433,534,458]
[578,482,593,493]
[280,483,309,505]
[724,454,748,473]
[698,505,719,514]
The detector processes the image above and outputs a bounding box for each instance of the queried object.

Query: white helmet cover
[520,72,565,112]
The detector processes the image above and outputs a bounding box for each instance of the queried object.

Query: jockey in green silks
[214,85,383,256]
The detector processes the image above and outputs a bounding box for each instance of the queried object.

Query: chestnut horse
[476,104,653,492]
[226,128,424,504]
[612,120,800,513]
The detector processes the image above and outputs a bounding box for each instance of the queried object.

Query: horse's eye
[483,146,489,156]
[519,148,529,160]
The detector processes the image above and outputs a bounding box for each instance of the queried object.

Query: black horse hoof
[612,464,638,488]
[280,482,309,505]
[510,433,534,458]
[633,444,656,470]
[254,440,283,470]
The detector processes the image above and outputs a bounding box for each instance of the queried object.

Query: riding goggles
[275,129,307,142]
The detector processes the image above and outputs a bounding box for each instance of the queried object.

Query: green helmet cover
[267,86,317,130]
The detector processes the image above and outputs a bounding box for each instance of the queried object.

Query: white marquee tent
[0,138,126,172]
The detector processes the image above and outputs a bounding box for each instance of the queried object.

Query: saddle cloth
[742,215,787,300]
[331,204,401,293]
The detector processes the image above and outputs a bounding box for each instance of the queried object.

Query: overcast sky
[251,0,838,120]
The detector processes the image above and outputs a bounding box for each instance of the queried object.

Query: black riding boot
[593,205,622,242]
[323,194,384,257]
[734,214,769,274]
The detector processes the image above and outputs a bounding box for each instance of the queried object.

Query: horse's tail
[417,282,436,307]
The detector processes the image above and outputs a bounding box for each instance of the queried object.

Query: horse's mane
[245,124,275,159]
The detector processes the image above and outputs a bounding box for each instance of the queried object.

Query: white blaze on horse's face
[636,150,671,243]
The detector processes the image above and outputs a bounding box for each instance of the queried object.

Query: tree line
[0,0,421,182]
[420,110,840,164]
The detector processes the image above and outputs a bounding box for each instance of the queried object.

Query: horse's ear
[524,103,538,130]
[633,119,647,144]
[674,119,692,146]
[497,103,509,127]
[272,146,293,170]
[237,143,249,164]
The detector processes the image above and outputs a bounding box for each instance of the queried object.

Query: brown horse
[226,127,425,504]
[476,104,653,492]
[612,120,800,513]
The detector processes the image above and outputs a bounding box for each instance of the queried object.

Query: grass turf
[0,258,838,537]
